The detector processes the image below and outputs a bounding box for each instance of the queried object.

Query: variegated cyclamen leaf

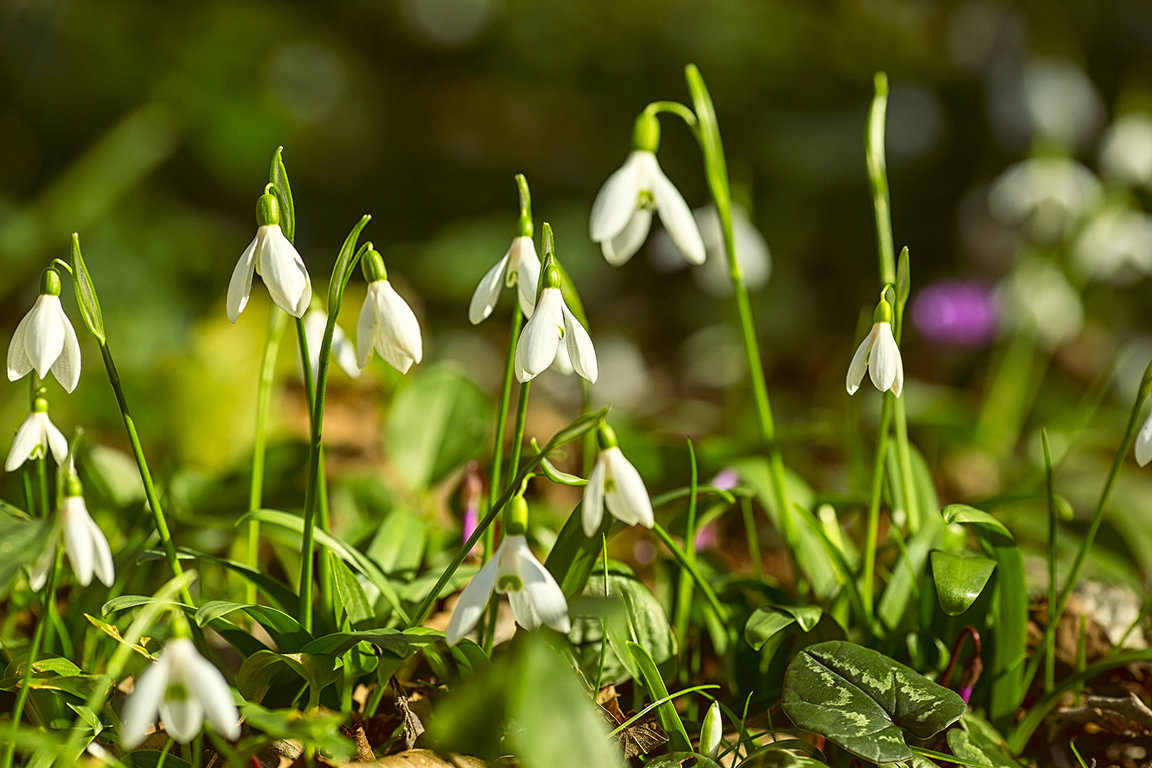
[782,641,966,764]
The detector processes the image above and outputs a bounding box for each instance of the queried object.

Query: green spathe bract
[782,640,967,763]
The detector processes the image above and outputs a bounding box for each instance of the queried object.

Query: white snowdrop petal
[469,252,511,325]
[845,327,875,395]
[259,227,311,318]
[189,656,241,740]
[83,511,116,588]
[446,554,500,646]
[1137,415,1152,467]
[515,241,541,318]
[330,322,361,379]
[602,208,653,266]
[590,152,646,243]
[120,657,170,749]
[582,456,608,537]
[562,306,598,383]
[517,548,571,634]
[51,313,82,393]
[7,309,36,381]
[26,297,66,379]
[356,289,377,368]
[62,498,95,586]
[44,418,69,465]
[508,590,541,631]
[604,448,653,528]
[5,415,41,472]
[651,165,706,265]
[226,235,259,323]
[377,282,423,365]
[515,288,563,382]
[160,696,205,743]
[868,323,900,394]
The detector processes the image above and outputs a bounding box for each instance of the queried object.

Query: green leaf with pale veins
[782,641,966,764]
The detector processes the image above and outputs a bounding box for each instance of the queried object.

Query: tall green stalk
[673,439,699,672]
[246,309,288,605]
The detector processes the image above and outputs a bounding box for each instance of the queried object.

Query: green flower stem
[861,395,896,616]
[407,407,607,630]
[1042,428,1057,693]
[482,305,524,569]
[1,548,62,768]
[673,439,699,657]
[246,309,288,606]
[866,72,919,533]
[482,380,531,652]
[98,342,194,607]
[682,64,797,571]
[651,521,728,624]
[1021,360,1152,694]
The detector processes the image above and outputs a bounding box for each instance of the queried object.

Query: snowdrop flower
[1100,113,1152,188]
[7,268,81,393]
[227,189,311,322]
[6,395,68,472]
[582,424,654,537]
[997,256,1083,350]
[356,249,423,373]
[846,298,904,397]
[30,473,114,590]
[302,308,360,384]
[988,157,1102,242]
[446,496,569,646]
[1072,205,1152,284]
[120,637,241,747]
[590,111,704,266]
[514,248,596,383]
[651,205,771,297]
[470,174,542,324]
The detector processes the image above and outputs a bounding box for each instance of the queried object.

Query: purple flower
[910,281,998,348]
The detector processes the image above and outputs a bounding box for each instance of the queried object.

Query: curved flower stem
[1,548,62,768]
[1021,359,1152,694]
[673,438,699,658]
[98,342,194,607]
[482,380,531,652]
[682,65,797,575]
[861,395,895,616]
[246,309,288,606]
[866,73,919,534]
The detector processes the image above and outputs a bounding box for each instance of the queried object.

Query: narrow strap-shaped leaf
[71,234,106,344]
[269,146,295,243]
[627,641,692,753]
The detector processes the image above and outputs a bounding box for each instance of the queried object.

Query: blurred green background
[3,0,1152,503]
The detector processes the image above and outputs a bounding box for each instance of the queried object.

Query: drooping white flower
[582,425,653,537]
[590,112,704,266]
[846,301,903,397]
[5,397,68,472]
[469,235,541,324]
[227,191,311,322]
[30,473,115,590]
[356,250,423,374]
[988,157,1102,242]
[996,256,1084,350]
[1071,205,1152,284]
[302,308,360,384]
[445,530,570,646]
[7,269,81,393]
[120,638,241,748]
[1137,411,1152,468]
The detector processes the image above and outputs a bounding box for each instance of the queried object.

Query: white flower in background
[1021,58,1103,149]
[7,268,81,393]
[651,205,771,297]
[120,638,241,748]
[700,701,723,759]
[356,250,423,374]
[445,522,570,645]
[470,236,541,324]
[988,157,1102,242]
[847,300,903,397]
[1100,112,1152,188]
[227,191,311,322]
[514,258,596,383]
[997,256,1084,350]
[582,425,654,537]
[1072,205,1152,284]
[590,112,704,266]
[302,309,360,384]
[6,397,68,472]
[31,478,115,590]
